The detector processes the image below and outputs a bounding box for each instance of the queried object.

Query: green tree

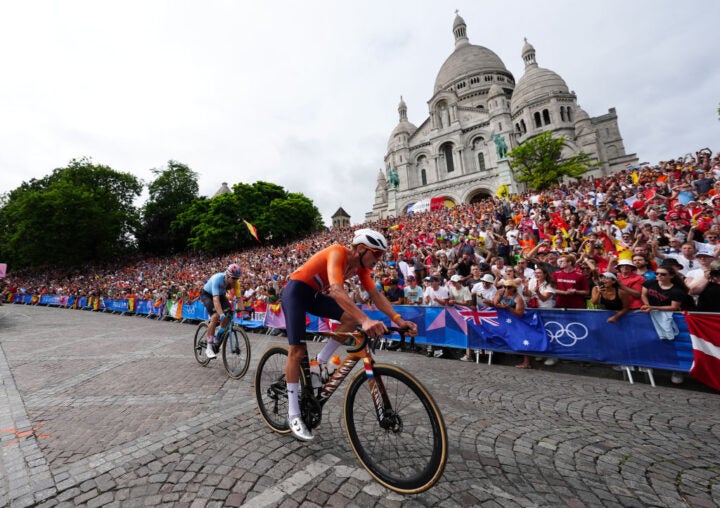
[172,181,323,253]
[507,131,598,191]
[259,193,324,242]
[0,158,142,269]
[138,160,199,255]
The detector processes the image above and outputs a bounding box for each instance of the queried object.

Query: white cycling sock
[287,382,300,417]
[317,338,342,364]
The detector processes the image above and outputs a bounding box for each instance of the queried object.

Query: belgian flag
[243,220,260,243]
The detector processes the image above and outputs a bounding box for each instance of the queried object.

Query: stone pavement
[1,305,719,507]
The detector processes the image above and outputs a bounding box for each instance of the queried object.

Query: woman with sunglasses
[640,265,689,313]
[640,266,689,383]
[590,272,630,324]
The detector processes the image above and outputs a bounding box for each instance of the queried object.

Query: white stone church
[366,13,637,222]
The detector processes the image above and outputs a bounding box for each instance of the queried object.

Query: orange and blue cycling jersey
[290,244,374,292]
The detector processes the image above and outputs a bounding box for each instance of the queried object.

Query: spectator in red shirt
[615,259,645,309]
[552,254,589,309]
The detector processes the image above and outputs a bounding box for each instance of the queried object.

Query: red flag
[550,212,570,230]
[686,313,720,392]
[429,197,445,211]
[243,220,260,243]
[599,232,616,253]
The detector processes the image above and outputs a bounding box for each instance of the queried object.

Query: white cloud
[1,0,718,226]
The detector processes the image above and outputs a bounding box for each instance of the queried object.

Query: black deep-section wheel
[343,364,447,494]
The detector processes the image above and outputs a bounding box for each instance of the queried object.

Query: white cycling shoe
[205,343,217,359]
[288,415,314,441]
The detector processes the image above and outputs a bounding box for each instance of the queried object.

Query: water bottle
[309,358,322,388]
[217,326,226,338]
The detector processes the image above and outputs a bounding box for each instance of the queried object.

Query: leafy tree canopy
[138,160,199,255]
[507,131,599,191]
[0,158,142,269]
[172,181,323,253]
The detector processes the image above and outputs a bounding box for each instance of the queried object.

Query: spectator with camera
[591,272,630,324]
[695,263,720,312]
[615,259,646,310]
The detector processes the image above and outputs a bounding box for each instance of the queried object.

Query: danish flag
[456,305,499,326]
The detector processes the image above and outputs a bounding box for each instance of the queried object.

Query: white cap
[696,245,716,257]
[481,274,495,283]
[450,274,463,282]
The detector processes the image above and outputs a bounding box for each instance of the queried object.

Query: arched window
[543,109,551,125]
[567,108,573,122]
[443,144,455,173]
[560,107,566,122]
[416,155,427,188]
[534,112,542,128]
[477,153,486,171]
[520,119,527,134]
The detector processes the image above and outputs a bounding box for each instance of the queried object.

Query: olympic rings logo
[544,321,589,347]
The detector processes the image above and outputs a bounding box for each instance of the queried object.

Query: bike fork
[362,358,394,428]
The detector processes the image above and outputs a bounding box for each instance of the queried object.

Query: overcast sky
[1,1,718,226]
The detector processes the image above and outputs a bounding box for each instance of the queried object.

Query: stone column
[496,159,518,194]
[387,188,398,217]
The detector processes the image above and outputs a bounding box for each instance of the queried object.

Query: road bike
[193,312,251,379]
[254,327,447,494]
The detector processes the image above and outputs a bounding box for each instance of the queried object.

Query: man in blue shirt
[200,263,242,358]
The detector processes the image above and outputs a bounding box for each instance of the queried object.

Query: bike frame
[300,332,392,424]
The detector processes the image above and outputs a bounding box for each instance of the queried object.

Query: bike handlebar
[346,326,411,354]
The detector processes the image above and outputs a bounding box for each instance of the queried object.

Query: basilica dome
[433,14,510,93]
[434,44,509,93]
[510,39,570,114]
[387,96,417,149]
[387,120,417,149]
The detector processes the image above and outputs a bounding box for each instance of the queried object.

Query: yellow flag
[631,171,639,185]
[495,184,509,198]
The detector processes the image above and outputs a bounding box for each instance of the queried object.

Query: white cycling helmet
[225,263,242,278]
[352,228,388,252]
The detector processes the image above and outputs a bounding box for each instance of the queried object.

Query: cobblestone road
[1,305,719,507]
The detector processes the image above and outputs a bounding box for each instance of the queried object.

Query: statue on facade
[439,105,450,128]
[492,134,508,159]
[388,168,400,190]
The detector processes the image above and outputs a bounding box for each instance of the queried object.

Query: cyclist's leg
[200,291,220,358]
[281,281,314,438]
[282,280,343,441]
[217,295,232,335]
[316,310,356,364]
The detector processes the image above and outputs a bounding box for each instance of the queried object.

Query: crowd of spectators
[3,148,720,379]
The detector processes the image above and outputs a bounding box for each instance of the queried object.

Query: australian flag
[469,307,549,352]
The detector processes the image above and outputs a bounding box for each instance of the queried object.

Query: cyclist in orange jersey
[282,228,417,441]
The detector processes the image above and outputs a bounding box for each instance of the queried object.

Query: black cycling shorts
[281,279,344,346]
[200,290,231,317]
